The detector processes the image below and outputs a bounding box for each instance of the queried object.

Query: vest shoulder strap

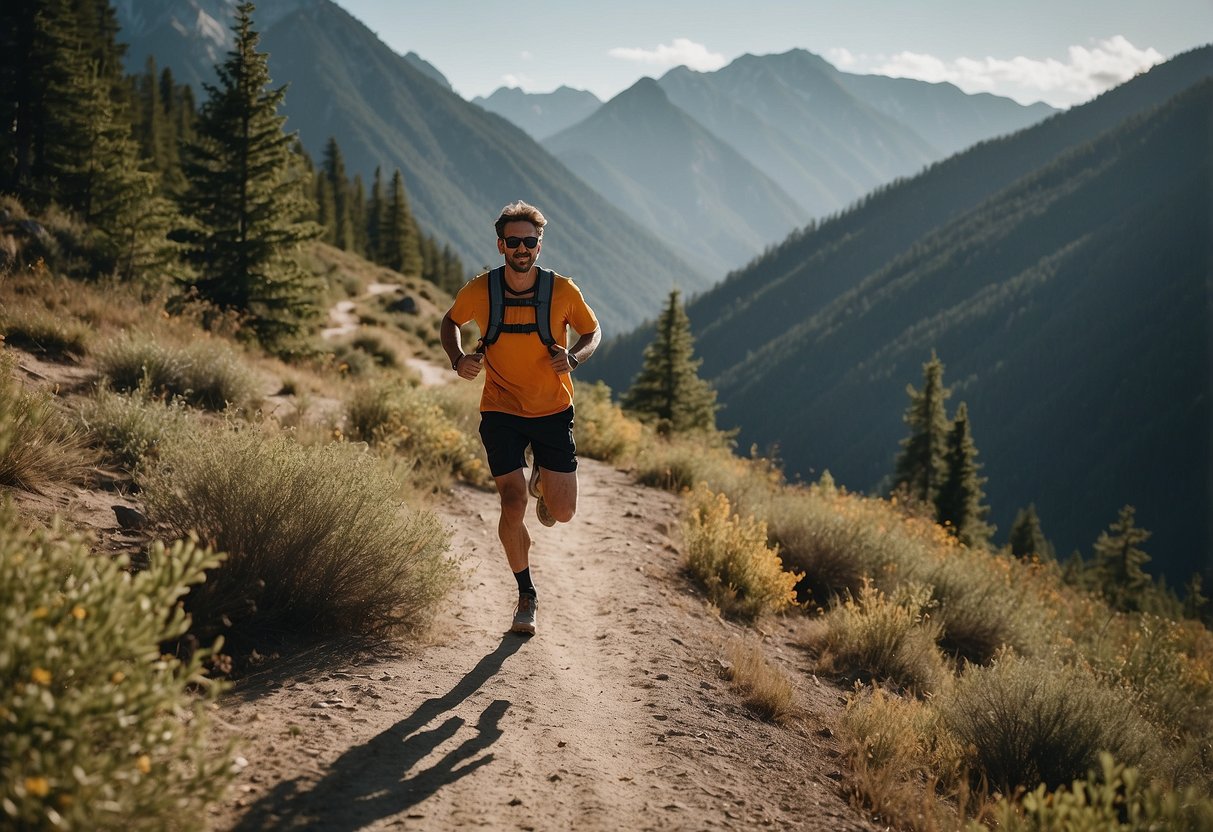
[482,267,556,348]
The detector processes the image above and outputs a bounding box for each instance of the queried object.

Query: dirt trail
[209,460,879,831]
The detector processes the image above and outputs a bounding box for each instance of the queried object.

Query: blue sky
[331,0,1211,108]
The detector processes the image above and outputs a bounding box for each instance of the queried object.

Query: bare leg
[494,469,531,573]
[537,467,578,523]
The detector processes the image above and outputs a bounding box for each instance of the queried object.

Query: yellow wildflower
[32,606,48,619]
[31,667,52,686]
[110,671,126,685]
[24,777,50,797]
[71,606,86,620]
[136,755,151,774]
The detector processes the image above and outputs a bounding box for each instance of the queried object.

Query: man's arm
[549,327,601,374]
[569,328,601,367]
[440,312,483,379]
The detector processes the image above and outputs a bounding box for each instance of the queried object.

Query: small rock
[112,504,147,530]
[508,797,523,806]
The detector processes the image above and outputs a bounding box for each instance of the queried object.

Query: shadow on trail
[231,634,526,831]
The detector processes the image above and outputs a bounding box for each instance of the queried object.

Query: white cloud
[826,47,857,69]
[865,36,1165,107]
[500,73,533,90]
[607,38,727,71]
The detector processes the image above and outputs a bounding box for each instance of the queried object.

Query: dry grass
[574,381,647,463]
[139,424,459,645]
[346,379,489,495]
[0,352,95,491]
[682,485,801,622]
[941,654,1158,794]
[812,579,949,696]
[95,333,262,412]
[0,306,90,359]
[721,636,797,722]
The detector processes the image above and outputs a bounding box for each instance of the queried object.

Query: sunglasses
[502,235,540,250]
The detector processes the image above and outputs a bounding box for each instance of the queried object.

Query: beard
[507,251,533,274]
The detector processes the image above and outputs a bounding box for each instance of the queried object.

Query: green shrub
[573,381,645,463]
[972,753,1213,832]
[350,333,398,368]
[78,384,191,472]
[0,309,90,359]
[139,425,458,641]
[913,552,1040,664]
[0,505,231,831]
[814,579,948,695]
[0,353,94,490]
[347,381,488,491]
[941,654,1157,794]
[682,486,800,621]
[95,335,260,412]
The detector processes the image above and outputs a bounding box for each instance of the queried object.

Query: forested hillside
[113,0,710,334]
[590,48,1213,583]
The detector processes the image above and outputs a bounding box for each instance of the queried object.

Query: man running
[440,201,601,636]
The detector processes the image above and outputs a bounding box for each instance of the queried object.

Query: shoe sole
[528,465,543,499]
[536,496,556,527]
[510,620,536,635]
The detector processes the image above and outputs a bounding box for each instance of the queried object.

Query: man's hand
[548,345,578,375]
[455,353,484,380]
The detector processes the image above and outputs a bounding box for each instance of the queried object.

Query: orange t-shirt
[449,271,599,417]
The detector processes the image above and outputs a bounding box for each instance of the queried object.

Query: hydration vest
[479,266,557,350]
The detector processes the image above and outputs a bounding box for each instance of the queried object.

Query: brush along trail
[209,458,880,831]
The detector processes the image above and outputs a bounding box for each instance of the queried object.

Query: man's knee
[498,484,528,520]
[550,502,575,523]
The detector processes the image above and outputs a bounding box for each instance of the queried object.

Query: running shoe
[511,592,537,635]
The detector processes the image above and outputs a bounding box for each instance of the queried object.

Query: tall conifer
[935,402,994,547]
[175,2,320,350]
[366,165,385,263]
[382,169,422,275]
[322,136,354,251]
[893,351,951,505]
[622,289,718,433]
[1093,505,1153,612]
[1008,504,1053,560]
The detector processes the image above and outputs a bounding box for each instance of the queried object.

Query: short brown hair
[494,201,547,240]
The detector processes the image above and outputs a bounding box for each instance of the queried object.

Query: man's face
[498,220,541,274]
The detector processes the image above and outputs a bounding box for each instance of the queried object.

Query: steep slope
[590,49,1213,583]
[656,50,939,216]
[544,78,807,275]
[723,80,1210,578]
[117,0,707,334]
[473,85,602,140]
[835,72,1058,158]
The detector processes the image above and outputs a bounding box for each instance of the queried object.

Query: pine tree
[322,136,354,251]
[0,0,92,205]
[1092,505,1153,612]
[935,402,994,547]
[1183,573,1209,622]
[893,351,951,505]
[350,173,367,256]
[73,66,176,282]
[175,2,321,350]
[622,289,718,434]
[1008,504,1054,561]
[366,166,385,262]
[381,169,422,275]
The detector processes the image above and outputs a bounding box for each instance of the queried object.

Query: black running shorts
[478,406,577,478]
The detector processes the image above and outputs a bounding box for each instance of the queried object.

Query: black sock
[513,567,536,597]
